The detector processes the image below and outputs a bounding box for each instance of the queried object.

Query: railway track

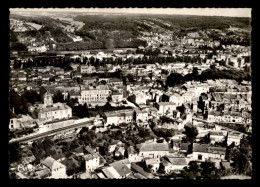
[9,119,95,144]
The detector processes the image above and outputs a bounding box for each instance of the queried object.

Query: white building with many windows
[78,85,111,105]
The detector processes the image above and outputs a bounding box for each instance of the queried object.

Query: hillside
[9,13,251,51]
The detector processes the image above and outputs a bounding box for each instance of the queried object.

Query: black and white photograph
[8,8,252,180]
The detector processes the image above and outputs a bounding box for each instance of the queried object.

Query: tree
[183,125,198,143]
[31,141,46,160]
[181,169,196,179]
[42,139,55,156]
[127,94,136,104]
[9,173,17,179]
[9,142,22,163]
[228,61,234,67]
[210,64,216,70]
[149,120,156,129]
[64,66,73,71]
[148,72,153,80]
[229,135,252,175]
[67,98,78,108]
[22,90,41,104]
[53,91,64,103]
[198,134,210,144]
[138,127,150,137]
[181,161,202,179]
[73,104,89,118]
[166,73,184,87]
[100,80,107,85]
[161,69,169,75]
[192,67,199,76]
[188,161,201,174]
[200,161,220,179]
[106,96,112,103]
[9,90,23,114]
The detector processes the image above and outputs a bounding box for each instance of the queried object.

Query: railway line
[9,119,96,144]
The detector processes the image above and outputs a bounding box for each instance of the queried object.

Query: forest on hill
[10,13,251,51]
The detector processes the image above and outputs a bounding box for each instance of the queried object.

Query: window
[198,154,203,160]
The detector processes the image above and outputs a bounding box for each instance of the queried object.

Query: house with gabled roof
[101,166,121,179]
[109,159,132,178]
[144,157,160,173]
[209,130,228,144]
[126,146,142,163]
[160,156,188,173]
[138,142,172,160]
[83,152,101,171]
[227,132,243,146]
[192,143,226,162]
[41,157,67,179]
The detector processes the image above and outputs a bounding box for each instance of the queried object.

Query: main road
[192,116,247,136]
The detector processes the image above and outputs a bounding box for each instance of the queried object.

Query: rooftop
[83,153,99,161]
[102,166,121,179]
[166,157,188,165]
[193,143,208,153]
[140,142,170,152]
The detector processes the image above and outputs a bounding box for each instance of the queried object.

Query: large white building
[138,142,172,159]
[28,87,72,122]
[37,103,72,121]
[104,109,134,126]
[192,143,226,161]
[9,114,35,130]
[78,85,111,105]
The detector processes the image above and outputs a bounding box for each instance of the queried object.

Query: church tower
[43,91,53,106]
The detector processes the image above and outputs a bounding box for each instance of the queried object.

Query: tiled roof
[210,131,225,136]
[157,102,176,106]
[140,143,170,152]
[102,166,121,179]
[42,157,55,169]
[131,163,154,179]
[110,159,130,167]
[221,161,231,169]
[207,146,226,155]
[104,109,133,117]
[83,153,99,161]
[166,157,188,165]
[208,110,223,116]
[109,160,131,177]
[144,158,160,165]
[193,143,208,153]
[180,143,189,151]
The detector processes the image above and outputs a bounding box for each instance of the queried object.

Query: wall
[85,157,100,171]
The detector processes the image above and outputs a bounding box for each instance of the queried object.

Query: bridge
[9,119,96,144]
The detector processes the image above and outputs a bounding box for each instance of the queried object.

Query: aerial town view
[8,8,252,179]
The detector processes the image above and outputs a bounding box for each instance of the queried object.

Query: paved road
[9,119,95,144]
[192,117,211,123]
[192,117,247,135]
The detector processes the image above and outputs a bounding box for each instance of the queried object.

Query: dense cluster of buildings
[9,22,251,179]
